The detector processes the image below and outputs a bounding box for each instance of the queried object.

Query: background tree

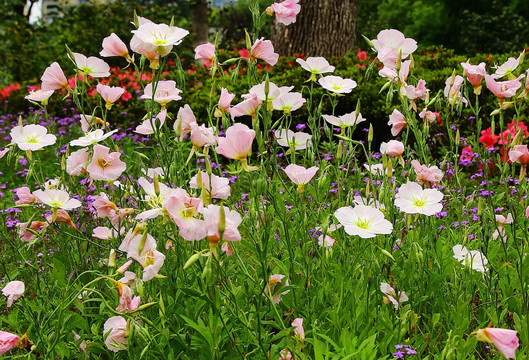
[190,0,209,47]
[270,0,358,57]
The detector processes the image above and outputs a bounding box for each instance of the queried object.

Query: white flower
[323,111,366,129]
[33,189,82,210]
[491,52,524,79]
[394,182,443,216]
[296,57,335,75]
[453,245,488,272]
[275,129,312,150]
[70,129,118,147]
[10,124,57,151]
[380,282,408,310]
[334,205,393,239]
[319,75,357,94]
[249,82,293,102]
[272,92,306,113]
[131,22,189,57]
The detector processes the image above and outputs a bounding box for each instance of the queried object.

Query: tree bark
[190,0,209,47]
[270,0,358,57]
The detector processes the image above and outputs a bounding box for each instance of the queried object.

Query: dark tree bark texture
[270,0,358,57]
[190,0,209,47]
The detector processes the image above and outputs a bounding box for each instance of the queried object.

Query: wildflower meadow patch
[1,1,529,359]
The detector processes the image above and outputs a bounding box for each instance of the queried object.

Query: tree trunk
[190,0,209,47]
[270,0,358,57]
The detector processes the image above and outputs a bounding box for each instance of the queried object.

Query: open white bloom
[319,75,357,94]
[69,52,110,78]
[491,52,524,79]
[272,92,306,113]
[364,163,386,176]
[296,57,335,75]
[323,111,366,129]
[453,245,488,272]
[135,177,186,220]
[380,283,408,310]
[131,22,189,57]
[33,189,82,210]
[394,182,443,216]
[25,89,54,102]
[70,129,118,147]
[10,124,57,151]
[249,82,293,102]
[334,205,393,239]
[276,129,312,150]
[492,213,514,241]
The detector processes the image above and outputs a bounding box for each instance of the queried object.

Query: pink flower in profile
[189,171,231,200]
[165,195,206,241]
[141,81,182,108]
[380,282,408,310]
[86,144,127,181]
[66,148,89,176]
[194,43,216,61]
[292,318,305,340]
[218,88,235,113]
[279,349,293,360]
[371,29,417,68]
[334,205,393,239]
[394,181,443,216]
[284,164,318,184]
[379,60,411,84]
[69,52,110,78]
[15,187,35,205]
[92,193,118,218]
[33,189,82,210]
[388,109,406,136]
[135,110,167,135]
[319,75,357,94]
[202,204,242,242]
[115,282,140,313]
[250,38,279,66]
[0,148,9,158]
[41,62,70,91]
[419,108,439,124]
[96,84,125,110]
[18,221,47,242]
[460,62,486,90]
[100,33,132,62]
[230,94,262,120]
[380,140,404,157]
[103,316,128,352]
[174,104,196,140]
[266,274,290,303]
[25,89,54,103]
[0,331,20,355]
[411,160,444,185]
[270,0,301,25]
[476,328,519,358]
[508,144,529,164]
[2,280,25,307]
[131,22,189,57]
[10,124,57,151]
[296,57,335,76]
[485,74,524,101]
[323,111,366,129]
[216,123,256,161]
[405,79,428,101]
[190,122,216,148]
[444,75,467,105]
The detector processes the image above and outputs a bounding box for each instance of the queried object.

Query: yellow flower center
[411,197,426,208]
[355,218,371,230]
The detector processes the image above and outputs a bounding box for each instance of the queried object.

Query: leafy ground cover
[0,3,528,360]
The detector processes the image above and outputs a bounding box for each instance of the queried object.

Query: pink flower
[189,171,231,200]
[405,79,428,101]
[174,104,196,139]
[69,52,110,78]
[334,205,393,238]
[202,204,242,242]
[103,316,127,352]
[250,38,279,66]
[411,160,444,185]
[388,109,406,136]
[296,57,335,75]
[218,88,235,113]
[394,181,443,216]
[190,122,216,148]
[319,75,357,94]
[10,124,57,151]
[41,62,70,91]
[194,43,216,61]
[86,144,127,181]
[66,147,89,176]
[100,33,132,61]
[380,283,408,310]
[97,84,125,110]
[230,94,262,120]
[371,29,417,68]
[266,274,290,303]
[33,189,82,210]
[0,331,20,355]
[216,123,256,161]
[141,81,182,108]
[380,140,404,157]
[92,193,118,218]
[485,74,524,100]
[131,22,189,57]
[279,349,293,360]
[135,110,167,135]
[460,62,486,89]
[15,186,35,205]
[18,221,46,242]
[444,75,467,105]
[508,144,529,164]
[25,89,54,103]
[130,34,159,68]
[292,318,305,340]
[115,282,140,313]
[2,280,25,307]
[419,108,439,124]
[165,195,206,241]
[476,328,519,359]
[0,148,9,158]
[270,0,301,25]
[284,164,318,184]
